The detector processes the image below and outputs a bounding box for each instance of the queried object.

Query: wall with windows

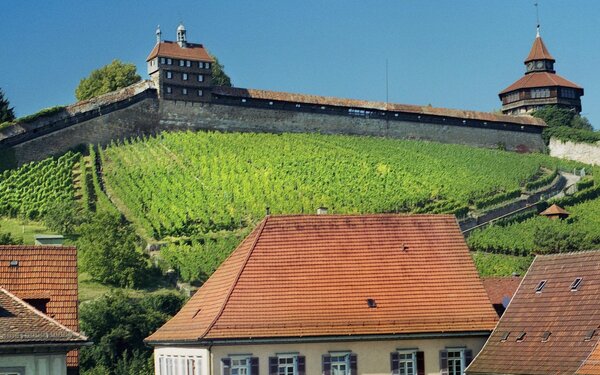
[154,347,210,375]
[207,335,488,375]
[0,353,67,375]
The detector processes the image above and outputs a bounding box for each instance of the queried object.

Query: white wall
[0,353,66,375]
[155,347,210,375]
[549,137,600,166]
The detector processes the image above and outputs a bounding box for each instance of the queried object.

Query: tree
[79,291,185,375]
[0,88,15,123]
[44,200,86,236]
[77,211,150,287]
[211,56,232,87]
[532,106,593,130]
[75,60,141,101]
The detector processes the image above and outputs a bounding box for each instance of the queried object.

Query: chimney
[317,206,328,215]
[265,207,271,216]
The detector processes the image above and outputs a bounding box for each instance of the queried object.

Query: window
[535,280,547,293]
[166,86,172,94]
[516,332,526,342]
[166,71,173,79]
[561,88,576,99]
[183,73,188,80]
[24,298,49,314]
[199,61,205,69]
[391,351,418,375]
[160,57,166,64]
[531,88,550,98]
[222,356,258,375]
[440,349,472,375]
[198,74,204,82]
[179,60,185,67]
[183,88,188,95]
[500,331,510,341]
[269,355,304,375]
[505,92,520,103]
[167,58,172,65]
[323,353,356,375]
[186,60,191,67]
[198,90,203,97]
[157,355,201,375]
[206,62,211,69]
[542,331,551,342]
[571,277,583,291]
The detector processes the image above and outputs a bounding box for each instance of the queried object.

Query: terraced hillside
[99,131,583,240]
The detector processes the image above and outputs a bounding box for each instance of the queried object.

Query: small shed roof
[540,204,570,216]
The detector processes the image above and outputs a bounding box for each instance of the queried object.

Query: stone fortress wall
[0,81,547,167]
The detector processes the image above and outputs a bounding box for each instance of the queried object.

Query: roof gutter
[147,330,492,347]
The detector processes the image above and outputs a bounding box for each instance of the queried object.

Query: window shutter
[222,358,231,375]
[251,357,259,375]
[439,350,448,375]
[322,354,331,375]
[350,353,357,374]
[417,351,425,375]
[464,349,473,367]
[298,356,306,375]
[269,357,278,375]
[390,352,400,375]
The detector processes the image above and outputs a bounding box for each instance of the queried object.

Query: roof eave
[146,330,494,347]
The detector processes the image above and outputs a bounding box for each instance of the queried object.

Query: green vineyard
[0,152,79,220]
[100,131,582,240]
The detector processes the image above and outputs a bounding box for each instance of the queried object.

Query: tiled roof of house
[0,287,87,345]
[540,204,570,216]
[499,71,583,95]
[467,251,600,375]
[146,41,214,62]
[0,245,79,366]
[213,86,547,127]
[147,214,498,344]
[525,36,555,63]
[578,344,600,375]
[481,276,522,307]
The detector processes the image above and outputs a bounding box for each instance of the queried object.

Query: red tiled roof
[146,41,214,62]
[147,214,498,343]
[213,86,547,127]
[0,287,87,345]
[499,71,583,95]
[578,344,600,375]
[481,277,522,307]
[540,204,570,216]
[467,251,600,375]
[525,36,555,63]
[0,246,79,367]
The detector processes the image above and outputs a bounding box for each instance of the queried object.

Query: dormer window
[535,280,547,293]
[571,277,583,291]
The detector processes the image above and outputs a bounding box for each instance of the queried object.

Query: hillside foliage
[0,152,78,220]
[75,60,141,101]
[100,131,582,240]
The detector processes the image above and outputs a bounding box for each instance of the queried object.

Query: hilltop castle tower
[498,27,583,115]
[146,23,214,102]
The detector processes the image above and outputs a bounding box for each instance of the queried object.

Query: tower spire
[156,25,162,44]
[535,2,540,37]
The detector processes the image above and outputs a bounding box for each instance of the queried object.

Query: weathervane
[534,1,540,37]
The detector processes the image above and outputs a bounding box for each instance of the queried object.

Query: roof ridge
[0,287,87,342]
[199,216,270,339]
[535,249,600,258]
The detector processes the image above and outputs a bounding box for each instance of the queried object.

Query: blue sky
[2,1,598,128]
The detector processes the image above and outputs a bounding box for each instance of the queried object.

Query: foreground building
[0,245,83,374]
[0,287,88,374]
[467,250,600,375]
[499,27,584,115]
[147,214,498,375]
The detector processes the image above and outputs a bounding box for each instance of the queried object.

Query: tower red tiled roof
[147,214,498,344]
[0,246,80,367]
[0,287,87,346]
[499,71,582,95]
[525,36,555,63]
[467,251,600,375]
[146,41,214,62]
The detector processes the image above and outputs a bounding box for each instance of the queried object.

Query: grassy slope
[0,217,55,244]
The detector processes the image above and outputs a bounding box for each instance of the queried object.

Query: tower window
[561,88,576,99]
[167,58,172,65]
[160,57,165,64]
[531,88,550,99]
[197,74,204,82]
[186,60,191,67]
[166,86,172,94]
[199,62,204,69]
[206,62,211,69]
[179,60,185,67]
[183,73,188,81]
[166,71,172,79]
[182,88,188,95]
[198,90,203,97]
